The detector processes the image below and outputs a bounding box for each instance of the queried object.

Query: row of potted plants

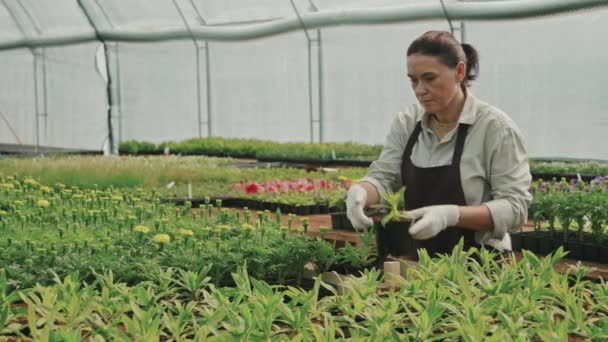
[0,176,376,291]
[1,246,606,340]
[530,160,608,180]
[119,137,608,175]
[511,177,608,262]
[119,137,382,162]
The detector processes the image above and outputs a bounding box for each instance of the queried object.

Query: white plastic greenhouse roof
[0,0,607,160]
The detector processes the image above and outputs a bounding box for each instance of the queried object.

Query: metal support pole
[1,0,45,150]
[33,48,48,151]
[78,0,121,154]
[102,43,122,151]
[173,0,212,138]
[452,0,466,43]
[290,0,323,143]
[16,0,47,151]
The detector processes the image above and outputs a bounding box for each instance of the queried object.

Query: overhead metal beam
[1,0,607,50]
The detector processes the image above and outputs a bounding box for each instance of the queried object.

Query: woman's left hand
[408,205,460,240]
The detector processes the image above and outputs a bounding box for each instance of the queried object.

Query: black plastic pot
[295,205,310,215]
[538,237,555,256]
[521,232,540,252]
[599,246,608,263]
[375,220,412,259]
[512,230,608,263]
[510,233,523,251]
[566,241,584,260]
[583,243,601,263]
[330,212,355,231]
[330,212,341,230]
[318,204,329,214]
[277,203,289,213]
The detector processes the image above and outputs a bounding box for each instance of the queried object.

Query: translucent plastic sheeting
[0,5,22,43]
[199,0,304,25]
[113,33,312,143]
[322,21,451,145]
[116,41,200,143]
[0,43,107,150]
[16,0,93,35]
[209,33,311,142]
[0,49,35,146]
[0,0,607,160]
[43,44,108,150]
[466,7,608,160]
[87,0,186,30]
[315,0,436,11]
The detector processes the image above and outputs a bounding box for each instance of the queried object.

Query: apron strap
[452,124,470,166]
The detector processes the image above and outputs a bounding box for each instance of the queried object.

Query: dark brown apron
[401,121,477,260]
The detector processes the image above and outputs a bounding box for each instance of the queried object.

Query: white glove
[408,205,460,240]
[346,184,374,231]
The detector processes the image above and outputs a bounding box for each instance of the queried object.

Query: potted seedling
[368,187,415,260]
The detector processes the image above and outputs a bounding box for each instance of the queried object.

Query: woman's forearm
[457,205,494,232]
[358,181,380,207]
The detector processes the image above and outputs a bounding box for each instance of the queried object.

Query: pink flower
[245,182,264,194]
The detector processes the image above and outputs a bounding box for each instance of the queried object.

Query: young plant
[379,187,413,227]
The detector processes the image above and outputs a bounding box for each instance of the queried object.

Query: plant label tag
[188,183,192,199]
[331,149,336,160]
[167,181,175,189]
[577,173,582,182]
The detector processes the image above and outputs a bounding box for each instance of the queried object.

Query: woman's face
[406,54,465,115]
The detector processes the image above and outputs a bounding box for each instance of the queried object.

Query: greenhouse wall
[0,1,606,159]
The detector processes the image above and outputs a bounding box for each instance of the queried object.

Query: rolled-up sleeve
[483,125,533,240]
[360,113,409,202]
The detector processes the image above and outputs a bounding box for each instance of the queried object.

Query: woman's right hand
[346,184,374,231]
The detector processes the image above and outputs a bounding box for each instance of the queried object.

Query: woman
[346,31,532,259]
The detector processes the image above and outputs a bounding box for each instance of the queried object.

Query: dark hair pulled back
[407,31,479,88]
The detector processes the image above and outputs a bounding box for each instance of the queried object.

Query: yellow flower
[338,176,350,181]
[24,178,39,186]
[111,195,123,201]
[180,229,194,236]
[37,199,50,208]
[40,186,52,193]
[241,224,255,230]
[134,225,150,233]
[217,225,231,233]
[1,183,14,189]
[153,234,171,244]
